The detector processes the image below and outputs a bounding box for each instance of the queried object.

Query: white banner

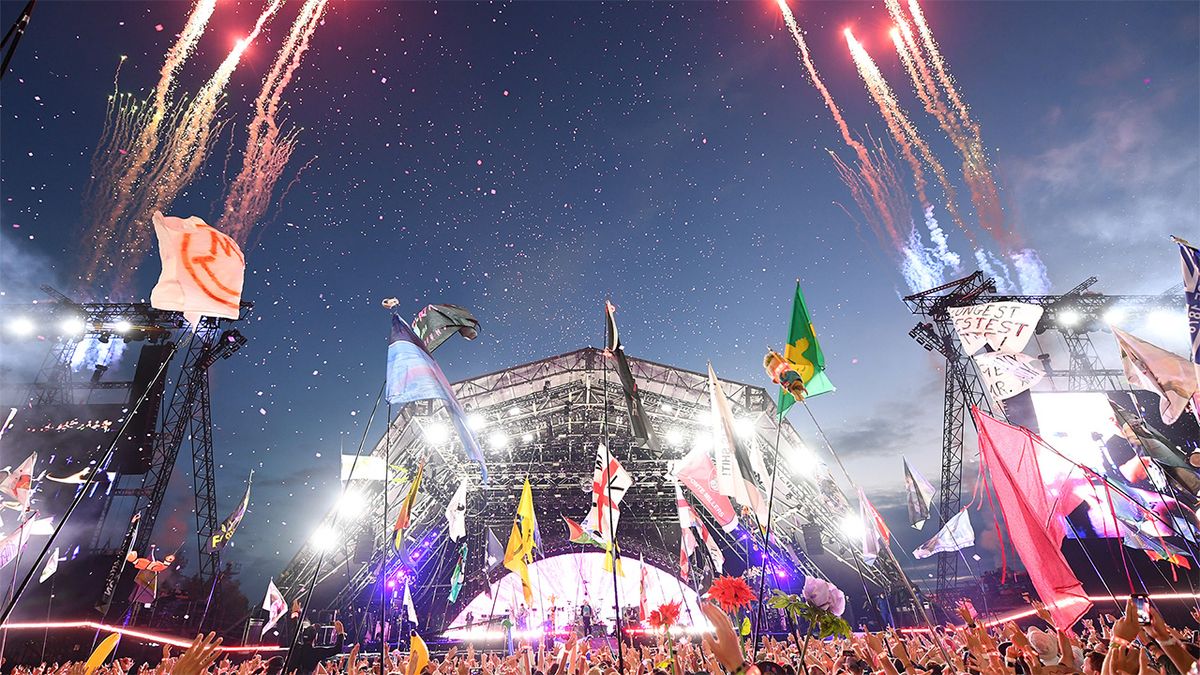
[949,302,1043,355]
[150,211,245,325]
[975,352,1045,401]
[341,454,387,482]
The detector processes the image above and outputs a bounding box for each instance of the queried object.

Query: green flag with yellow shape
[779,280,834,417]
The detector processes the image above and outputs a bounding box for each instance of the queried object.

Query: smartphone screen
[1133,594,1150,625]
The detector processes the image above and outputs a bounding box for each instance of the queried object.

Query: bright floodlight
[337,491,366,519]
[467,413,487,431]
[840,513,865,540]
[8,317,34,336]
[113,320,133,334]
[488,430,510,450]
[1102,307,1126,325]
[665,428,685,446]
[1057,309,1081,328]
[423,421,450,444]
[734,417,756,438]
[788,448,819,478]
[310,524,338,551]
[507,407,521,417]
[60,317,85,335]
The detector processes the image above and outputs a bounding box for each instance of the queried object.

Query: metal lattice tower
[904,272,1185,602]
[277,348,905,631]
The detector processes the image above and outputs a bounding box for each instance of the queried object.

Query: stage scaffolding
[276,347,904,632]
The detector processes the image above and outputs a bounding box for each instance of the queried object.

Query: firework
[220,0,329,244]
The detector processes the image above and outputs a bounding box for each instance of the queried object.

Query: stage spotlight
[7,317,34,336]
[337,491,366,518]
[507,407,522,417]
[734,417,755,438]
[113,320,133,334]
[661,403,674,413]
[694,433,713,452]
[488,430,510,450]
[521,432,534,443]
[839,513,865,539]
[692,410,713,427]
[788,448,818,478]
[665,427,685,446]
[468,413,487,431]
[310,525,338,551]
[423,422,450,444]
[1103,307,1126,325]
[59,317,85,335]
[1057,309,1081,328]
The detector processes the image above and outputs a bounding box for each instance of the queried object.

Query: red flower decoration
[707,575,757,613]
[647,601,682,630]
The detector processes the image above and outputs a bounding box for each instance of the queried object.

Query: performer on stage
[579,595,594,636]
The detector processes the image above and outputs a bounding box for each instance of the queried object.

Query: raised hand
[173,633,224,675]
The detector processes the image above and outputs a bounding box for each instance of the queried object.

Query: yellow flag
[406,632,430,675]
[517,479,537,550]
[393,462,424,549]
[503,480,537,604]
[85,633,121,674]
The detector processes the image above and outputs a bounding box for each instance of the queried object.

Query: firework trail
[774,0,903,250]
[974,248,1016,293]
[843,28,970,240]
[220,0,329,244]
[1009,248,1050,294]
[80,0,219,287]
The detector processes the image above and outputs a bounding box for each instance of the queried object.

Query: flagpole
[0,333,185,627]
[600,324,625,670]
[382,404,391,652]
[284,381,385,672]
[751,406,786,659]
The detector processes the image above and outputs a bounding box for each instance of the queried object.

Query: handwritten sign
[975,351,1044,401]
[948,302,1043,355]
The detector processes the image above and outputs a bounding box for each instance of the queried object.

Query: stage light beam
[59,317,86,336]
[336,491,365,519]
[665,428,686,446]
[310,524,338,551]
[113,320,133,334]
[1057,309,1081,328]
[423,421,450,444]
[8,317,35,336]
[488,430,510,450]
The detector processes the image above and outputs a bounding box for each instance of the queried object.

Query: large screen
[1017,391,1199,539]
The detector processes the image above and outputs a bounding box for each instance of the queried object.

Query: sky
[0,0,1197,600]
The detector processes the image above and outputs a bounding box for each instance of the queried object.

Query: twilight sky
[1,0,1197,596]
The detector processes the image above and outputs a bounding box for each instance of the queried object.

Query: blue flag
[386,314,487,482]
[1176,236,1200,368]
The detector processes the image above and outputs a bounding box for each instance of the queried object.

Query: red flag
[974,408,1092,629]
[673,446,739,532]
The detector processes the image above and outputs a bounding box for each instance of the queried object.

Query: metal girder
[277,348,901,628]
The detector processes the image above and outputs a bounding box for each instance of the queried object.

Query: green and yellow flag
[779,280,834,417]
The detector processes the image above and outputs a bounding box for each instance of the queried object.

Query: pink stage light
[0,620,288,652]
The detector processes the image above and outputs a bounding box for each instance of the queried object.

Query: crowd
[3,599,1197,675]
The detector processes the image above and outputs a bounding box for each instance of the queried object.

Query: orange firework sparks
[774,0,903,250]
[843,28,970,242]
[220,0,330,244]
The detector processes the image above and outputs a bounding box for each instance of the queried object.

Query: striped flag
[393,462,424,549]
[857,488,891,566]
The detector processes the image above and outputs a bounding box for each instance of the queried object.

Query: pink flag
[674,445,739,532]
[0,453,36,509]
[974,408,1092,629]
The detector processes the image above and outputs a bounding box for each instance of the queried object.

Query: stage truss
[277,347,904,632]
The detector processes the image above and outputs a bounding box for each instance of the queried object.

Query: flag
[902,458,936,530]
[948,301,1043,355]
[403,580,419,624]
[1120,520,1191,569]
[341,455,388,482]
[0,407,16,442]
[638,555,649,620]
[913,509,975,559]
[149,211,244,326]
[857,488,891,566]
[261,579,287,636]
[709,363,769,529]
[974,408,1092,629]
[1110,401,1200,499]
[673,446,739,532]
[674,485,699,562]
[210,471,252,551]
[602,541,625,577]
[130,568,158,604]
[1112,326,1198,425]
[674,484,724,574]
[39,547,59,583]
[393,463,424,549]
[974,352,1045,402]
[449,542,467,603]
[412,304,480,353]
[679,537,690,583]
[0,452,36,508]
[407,633,430,675]
[605,301,661,452]
[587,445,633,544]
[1176,236,1200,366]
[386,313,487,481]
[778,281,835,417]
[484,527,505,571]
[563,516,607,548]
[84,633,121,675]
[503,481,537,604]
[0,517,34,569]
[446,478,469,542]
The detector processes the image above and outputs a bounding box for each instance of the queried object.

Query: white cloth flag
[404,581,419,624]
[974,352,1045,401]
[150,211,245,326]
[587,445,633,544]
[0,408,16,442]
[341,455,387,482]
[39,547,59,583]
[0,453,36,508]
[858,488,891,566]
[903,457,936,530]
[0,519,33,570]
[949,302,1043,355]
[913,509,976,559]
[1112,327,1198,425]
[261,579,287,636]
[709,363,769,528]
[446,479,469,542]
